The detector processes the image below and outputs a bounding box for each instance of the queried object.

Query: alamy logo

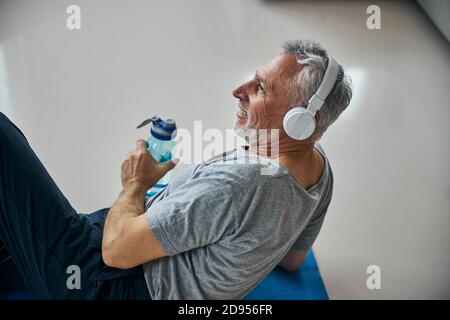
[66,265,81,290]
[170,122,281,175]
[366,5,381,30]
[366,265,381,290]
[66,5,81,30]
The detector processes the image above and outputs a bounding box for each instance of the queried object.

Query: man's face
[233,53,301,141]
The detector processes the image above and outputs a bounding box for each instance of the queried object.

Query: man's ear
[310,112,321,141]
[314,112,320,124]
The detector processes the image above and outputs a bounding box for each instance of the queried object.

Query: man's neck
[248,137,316,164]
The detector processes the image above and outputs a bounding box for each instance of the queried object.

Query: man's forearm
[103,183,147,247]
[100,139,175,268]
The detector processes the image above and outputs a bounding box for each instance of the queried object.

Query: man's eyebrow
[255,72,271,90]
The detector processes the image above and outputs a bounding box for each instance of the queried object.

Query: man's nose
[232,85,248,102]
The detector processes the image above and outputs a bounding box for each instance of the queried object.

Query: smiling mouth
[237,105,248,117]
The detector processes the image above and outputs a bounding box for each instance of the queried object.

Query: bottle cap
[137,116,177,141]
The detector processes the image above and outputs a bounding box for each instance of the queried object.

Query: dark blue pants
[0,112,151,299]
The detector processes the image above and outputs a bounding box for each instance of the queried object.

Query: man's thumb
[160,157,179,172]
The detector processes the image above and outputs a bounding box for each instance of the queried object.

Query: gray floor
[0,0,449,299]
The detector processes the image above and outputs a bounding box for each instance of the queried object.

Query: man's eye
[257,84,264,92]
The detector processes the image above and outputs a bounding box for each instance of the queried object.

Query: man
[0,39,352,299]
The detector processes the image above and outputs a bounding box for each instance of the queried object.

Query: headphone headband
[305,56,339,115]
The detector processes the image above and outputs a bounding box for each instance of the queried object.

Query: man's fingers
[136,139,148,152]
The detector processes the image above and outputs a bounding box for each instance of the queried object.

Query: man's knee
[0,112,28,143]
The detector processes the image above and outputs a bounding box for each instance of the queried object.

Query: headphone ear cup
[283,106,316,140]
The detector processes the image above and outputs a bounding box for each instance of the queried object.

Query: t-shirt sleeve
[291,197,331,251]
[146,166,243,256]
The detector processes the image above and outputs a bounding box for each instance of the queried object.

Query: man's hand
[101,139,178,269]
[121,139,178,192]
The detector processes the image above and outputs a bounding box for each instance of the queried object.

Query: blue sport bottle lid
[137,116,177,141]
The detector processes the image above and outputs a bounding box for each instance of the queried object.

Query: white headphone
[283,56,340,140]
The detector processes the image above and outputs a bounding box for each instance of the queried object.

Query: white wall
[0,0,449,299]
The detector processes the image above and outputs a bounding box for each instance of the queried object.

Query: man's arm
[102,140,177,269]
[278,249,308,272]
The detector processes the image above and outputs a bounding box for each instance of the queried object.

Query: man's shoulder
[196,148,288,181]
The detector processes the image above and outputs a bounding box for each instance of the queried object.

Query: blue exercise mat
[0,250,328,300]
[244,250,329,300]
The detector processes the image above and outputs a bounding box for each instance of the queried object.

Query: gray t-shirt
[142,143,333,300]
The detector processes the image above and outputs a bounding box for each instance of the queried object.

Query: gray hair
[282,39,352,139]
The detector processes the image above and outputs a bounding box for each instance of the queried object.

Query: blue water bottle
[137,116,177,199]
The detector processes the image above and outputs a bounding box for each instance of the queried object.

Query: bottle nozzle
[136,115,160,129]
